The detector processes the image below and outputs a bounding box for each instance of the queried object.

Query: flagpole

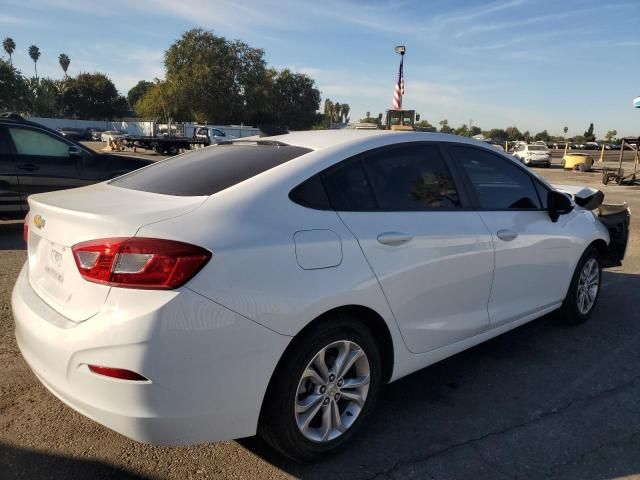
[393,45,406,111]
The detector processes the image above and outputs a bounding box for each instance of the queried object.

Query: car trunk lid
[26,183,206,322]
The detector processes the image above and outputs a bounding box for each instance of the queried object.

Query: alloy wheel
[294,340,370,443]
[577,257,599,315]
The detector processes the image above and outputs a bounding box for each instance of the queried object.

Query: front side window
[450,145,541,210]
[9,127,69,157]
[362,144,460,210]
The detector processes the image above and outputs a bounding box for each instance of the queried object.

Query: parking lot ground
[2,164,640,479]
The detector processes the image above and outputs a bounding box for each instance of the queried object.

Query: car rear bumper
[525,157,551,165]
[12,263,290,445]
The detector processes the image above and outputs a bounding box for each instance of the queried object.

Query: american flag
[392,58,404,110]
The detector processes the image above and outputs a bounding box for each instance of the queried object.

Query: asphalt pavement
[1,161,640,479]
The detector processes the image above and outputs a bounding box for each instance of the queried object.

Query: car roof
[257,130,486,151]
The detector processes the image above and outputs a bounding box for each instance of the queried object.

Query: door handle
[17,163,40,172]
[377,232,413,246]
[496,229,518,241]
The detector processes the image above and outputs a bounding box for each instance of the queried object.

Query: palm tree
[58,53,70,78]
[3,37,15,66]
[334,102,341,123]
[28,45,41,78]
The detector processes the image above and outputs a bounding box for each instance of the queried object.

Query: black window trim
[442,142,549,213]
[290,141,476,213]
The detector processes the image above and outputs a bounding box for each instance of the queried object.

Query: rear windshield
[528,145,547,151]
[110,143,312,196]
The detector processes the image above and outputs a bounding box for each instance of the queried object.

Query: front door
[7,125,88,201]
[448,144,574,326]
[0,126,22,218]
[322,143,494,354]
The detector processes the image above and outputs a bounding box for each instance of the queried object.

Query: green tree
[533,129,550,142]
[3,37,15,66]
[439,119,454,133]
[266,68,320,130]
[340,103,350,123]
[28,77,63,117]
[63,72,127,119]
[605,130,617,142]
[455,124,470,136]
[470,125,482,136]
[563,126,568,136]
[58,53,70,79]
[505,126,523,142]
[163,28,267,124]
[28,45,41,78]
[584,123,595,142]
[127,80,153,108]
[485,128,506,142]
[0,59,30,111]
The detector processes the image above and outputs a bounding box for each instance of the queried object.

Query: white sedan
[100,130,127,142]
[13,131,629,461]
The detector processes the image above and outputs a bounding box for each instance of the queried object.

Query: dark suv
[0,114,153,219]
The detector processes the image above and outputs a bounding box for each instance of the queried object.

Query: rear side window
[361,144,460,210]
[450,146,541,210]
[111,144,312,196]
[322,159,376,211]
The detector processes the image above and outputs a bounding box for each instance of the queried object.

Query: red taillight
[88,365,148,381]
[23,213,29,243]
[72,237,211,289]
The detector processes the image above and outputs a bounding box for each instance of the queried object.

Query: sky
[1,0,639,137]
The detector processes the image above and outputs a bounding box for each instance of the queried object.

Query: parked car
[583,142,600,150]
[0,115,152,219]
[193,126,236,144]
[57,127,90,141]
[100,130,127,142]
[13,131,629,461]
[89,128,105,141]
[512,143,552,167]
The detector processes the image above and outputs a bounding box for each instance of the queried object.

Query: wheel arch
[259,304,395,420]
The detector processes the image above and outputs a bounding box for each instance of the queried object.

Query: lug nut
[334,393,340,401]
[337,378,344,387]
[323,397,330,405]
[319,386,326,394]
[329,374,335,382]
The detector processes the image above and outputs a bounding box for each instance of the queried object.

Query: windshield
[110,143,312,196]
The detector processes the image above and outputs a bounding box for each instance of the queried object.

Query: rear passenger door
[0,126,22,218]
[323,143,495,354]
[448,145,574,326]
[7,126,87,199]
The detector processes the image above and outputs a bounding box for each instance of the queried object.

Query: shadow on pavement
[240,270,640,480]
[0,222,25,251]
[0,443,150,480]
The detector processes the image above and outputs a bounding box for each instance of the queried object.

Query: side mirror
[69,145,84,158]
[548,190,573,222]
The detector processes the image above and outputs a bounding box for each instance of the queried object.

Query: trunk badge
[34,215,46,229]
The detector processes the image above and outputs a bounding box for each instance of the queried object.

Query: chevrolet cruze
[13,130,629,461]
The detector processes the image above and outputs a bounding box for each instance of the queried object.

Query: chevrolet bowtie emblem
[33,214,46,230]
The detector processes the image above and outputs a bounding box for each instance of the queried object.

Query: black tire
[556,246,601,324]
[168,144,180,156]
[258,315,382,462]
